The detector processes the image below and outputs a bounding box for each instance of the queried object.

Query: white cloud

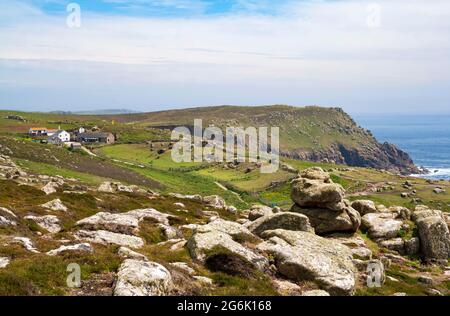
[0,0,449,112]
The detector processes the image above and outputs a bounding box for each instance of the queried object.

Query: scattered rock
[41,199,68,212]
[174,202,185,208]
[201,218,259,242]
[193,276,213,285]
[361,213,403,239]
[13,237,39,253]
[248,205,274,221]
[114,259,173,296]
[272,279,302,296]
[258,229,356,296]
[0,257,10,269]
[75,230,145,249]
[25,215,61,233]
[433,188,445,194]
[168,193,203,202]
[247,212,314,237]
[417,275,433,285]
[0,215,16,226]
[118,247,148,261]
[47,243,93,256]
[203,195,227,209]
[42,182,59,195]
[76,212,139,235]
[301,289,331,296]
[0,206,17,218]
[170,262,195,275]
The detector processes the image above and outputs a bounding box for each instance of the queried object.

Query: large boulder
[25,215,61,233]
[361,213,403,239]
[247,212,314,237]
[187,230,268,271]
[46,243,93,256]
[299,167,331,182]
[416,216,450,261]
[291,203,361,234]
[291,178,345,211]
[201,218,259,242]
[248,205,274,221]
[41,199,67,212]
[76,212,139,235]
[75,230,145,249]
[257,229,356,295]
[114,259,173,296]
[203,195,227,209]
[351,200,378,216]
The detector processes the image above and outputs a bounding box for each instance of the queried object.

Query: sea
[353,114,450,180]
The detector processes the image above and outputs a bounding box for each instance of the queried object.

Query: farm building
[76,132,115,144]
[28,127,48,136]
[47,130,71,145]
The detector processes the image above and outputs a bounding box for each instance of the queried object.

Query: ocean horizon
[354,114,450,180]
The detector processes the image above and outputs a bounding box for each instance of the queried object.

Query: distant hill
[0,105,420,174]
[102,105,420,174]
[49,109,141,115]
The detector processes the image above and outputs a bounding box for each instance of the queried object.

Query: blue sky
[1,0,450,114]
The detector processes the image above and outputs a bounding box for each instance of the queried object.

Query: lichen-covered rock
[405,237,420,255]
[351,200,378,216]
[257,229,356,296]
[203,195,227,209]
[25,215,61,233]
[187,230,268,271]
[0,257,10,269]
[361,213,403,239]
[247,212,314,237]
[389,206,411,220]
[0,207,17,218]
[301,289,331,296]
[114,259,173,296]
[126,208,172,226]
[41,199,68,212]
[291,204,360,234]
[118,247,148,260]
[0,215,16,226]
[42,182,59,195]
[379,238,405,254]
[299,167,331,183]
[13,237,39,253]
[201,218,259,242]
[416,216,450,261]
[46,243,93,256]
[76,212,139,235]
[291,178,345,211]
[75,230,145,249]
[248,205,273,221]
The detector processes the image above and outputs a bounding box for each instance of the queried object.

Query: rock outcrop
[290,168,361,234]
[247,212,314,237]
[412,207,450,261]
[114,259,173,296]
[258,229,356,295]
[187,230,268,271]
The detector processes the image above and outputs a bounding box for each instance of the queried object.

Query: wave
[412,167,450,180]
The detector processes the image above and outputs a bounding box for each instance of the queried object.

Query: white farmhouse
[48,130,71,145]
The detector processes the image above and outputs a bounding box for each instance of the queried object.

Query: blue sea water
[353,114,450,180]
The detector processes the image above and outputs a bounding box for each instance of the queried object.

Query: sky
[0,0,449,114]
